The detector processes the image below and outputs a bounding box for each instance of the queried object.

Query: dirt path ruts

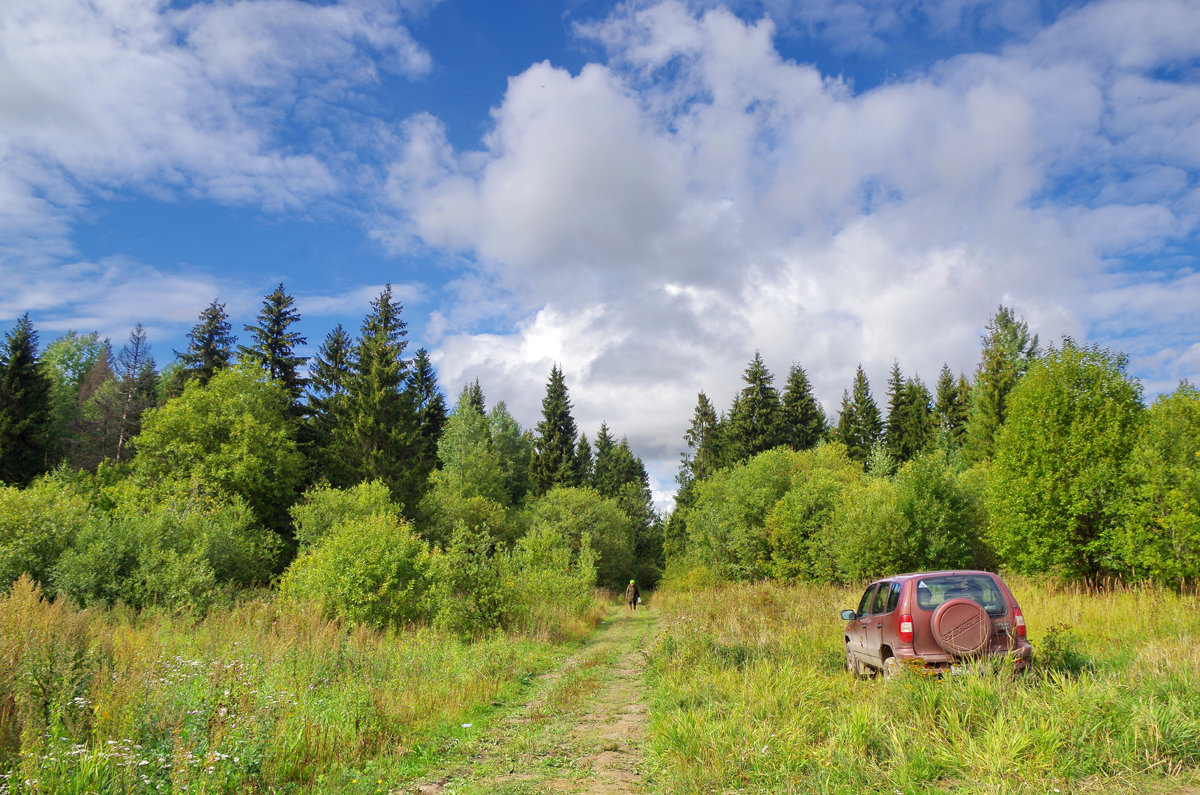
[407,605,654,794]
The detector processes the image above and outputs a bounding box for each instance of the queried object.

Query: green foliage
[488,402,532,505]
[963,305,1039,463]
[304,323,354,485]
[835,365,882,466]
[1118,383,1200,584]
[0,479,91,595]
[780,363,826,451]
[0,315,53,486]
[420,491,519,550]
[934,363,970,450]
[433,404,507,504]
[55,495,279,611]
[238,283,307,410]
[724,352,784,462]
[342,284,421,506]
[279,514,434,628]
[130,364,304,528]
[175,298,236,387]
[680,391,723,486]
[289,480,400,550]
[525,487,633,589]
[683,447,797,581]
[428,523,512,635]
[408,347,447,485]
[530,365,580,495]
[765,443,862,581]
[988,340,1144,580]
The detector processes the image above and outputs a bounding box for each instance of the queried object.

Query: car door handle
[874,623,882,628]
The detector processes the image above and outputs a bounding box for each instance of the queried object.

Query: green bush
[289,480,399,550]
[766,443,862,581]
[53,497,275,611]
[0,479,91,596]
[524,487,633,589]
[279,514,434,628]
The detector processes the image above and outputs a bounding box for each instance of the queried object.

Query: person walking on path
[625,579,640,611]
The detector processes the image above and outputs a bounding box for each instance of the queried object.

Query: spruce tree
[0,315,53,485]
[407,347,447,481]
[780,363,826,450]
[884,361,907,462]
[593,422,619,495]
[461,378,486,415]
[725,352,784,462]
[530,364,579,495]
[835,365,882,466]
[884,362,934,465]
[305,324,354,483]
[681,391,722,485]
[576,433,594,485]
[963,306,1039,463]
[344,285,418,503]
[176,299,236,387]
[240,283,307,409]
[934,364,970,449]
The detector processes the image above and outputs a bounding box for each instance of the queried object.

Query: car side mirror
[840,609,857,620]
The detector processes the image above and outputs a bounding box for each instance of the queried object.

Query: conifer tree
[884,361,907,462]
[681,391,722,485]
[576,433,594,485]
[963,306,1039,463]
[835,365,882,466]
[725,352,784,462]
[176,299,236,387]
[884,362,934,465]
[344,285,419,504]
[530,364,579,495]
[408,347,447,481]
[780,363,826,450]
[934,364,970,449]
[461,378,485,415]
[306,324,354,484]
[593,422,619,495]
[0,315,53,485]
[240,283,307,409]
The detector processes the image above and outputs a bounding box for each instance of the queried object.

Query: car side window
[885,581,901,613]
[870,582,890,615]
[856,585,875,616]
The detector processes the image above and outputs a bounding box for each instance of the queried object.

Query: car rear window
[914,574,1007,617]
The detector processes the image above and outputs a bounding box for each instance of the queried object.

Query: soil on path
[406,605,655,795]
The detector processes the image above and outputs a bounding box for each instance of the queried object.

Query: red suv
[840,570,1032,677]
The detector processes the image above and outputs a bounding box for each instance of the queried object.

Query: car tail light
[1013,607,1026,639]
[899,614,914,644]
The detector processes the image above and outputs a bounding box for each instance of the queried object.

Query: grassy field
[642,577,1200,794]
[0,577,604,794]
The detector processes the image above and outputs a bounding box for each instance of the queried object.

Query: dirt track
[408,605,654,794]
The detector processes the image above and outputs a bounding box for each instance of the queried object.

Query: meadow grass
[0,577,603,794]
[643,577,1200,794]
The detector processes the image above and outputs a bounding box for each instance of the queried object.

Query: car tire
[845,644,856,676]
[881,655,901,681]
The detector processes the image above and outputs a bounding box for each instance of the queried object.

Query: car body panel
[841,570,1033,675]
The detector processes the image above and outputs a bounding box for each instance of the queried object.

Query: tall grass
[644,577,1200,793]
[0,576,598,793]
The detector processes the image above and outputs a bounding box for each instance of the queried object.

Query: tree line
[0,286,660,630]
[668,307,1199,586]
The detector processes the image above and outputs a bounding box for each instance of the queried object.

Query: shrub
[279,515,434,628]
[0,479,90,596]
[289,480,399,550]
[53,497,274,611]
[525,487,633,589]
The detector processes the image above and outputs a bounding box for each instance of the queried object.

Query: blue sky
[3,0,1199,504]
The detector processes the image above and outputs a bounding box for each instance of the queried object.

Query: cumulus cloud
[0,0,432,260]
[384,0,1200,503]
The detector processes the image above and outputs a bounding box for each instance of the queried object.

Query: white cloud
[385,0,1200,503]
[0,0,433,259]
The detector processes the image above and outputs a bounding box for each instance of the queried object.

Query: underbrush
[644,578,1200,793]
[0,576,601,793]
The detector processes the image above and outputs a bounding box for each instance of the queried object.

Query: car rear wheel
[881,655,901,681]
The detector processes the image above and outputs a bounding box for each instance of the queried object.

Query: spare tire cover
[931,598,991,656]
